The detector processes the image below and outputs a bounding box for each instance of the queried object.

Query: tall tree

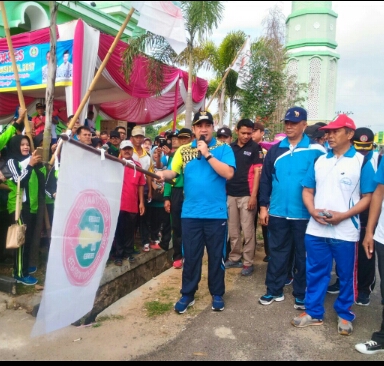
[205,31,247,128]
[122,1,225,129]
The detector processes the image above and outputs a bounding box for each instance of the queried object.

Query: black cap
[305,124,325,140]
[353,127,375,151]
[192,111,214,126]
[178,128,192,138]
[217,127,232,138]
[36,103,44,109]
[109,131,121,138]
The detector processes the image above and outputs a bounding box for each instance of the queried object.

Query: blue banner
[0,40,73,92]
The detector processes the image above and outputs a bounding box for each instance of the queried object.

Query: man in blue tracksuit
[259,107,326,310]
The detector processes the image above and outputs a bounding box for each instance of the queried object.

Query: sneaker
[224,260,243,269]
[28,266,37,274]
[355,340,384,355]
[355,293,370,306]
[291,312,323,328]
[114,259,122,266]
[263,255,271,262]
[327,279,340,294]
[127,256,136,263]
[150,243,162,250]
[338,317,353,336]
[14,275,38,286]
[241,265,254,276]
[259,293,285,305]
[143,244,150,252]
[294,298,306,310]
[173,259,183,269]
[174,296,195,314]
[212,295,225,311]
[285,277,293,286]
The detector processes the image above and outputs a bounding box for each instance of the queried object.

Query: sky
[197,1,384,133]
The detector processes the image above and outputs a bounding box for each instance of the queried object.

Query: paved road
[134,257,384,361]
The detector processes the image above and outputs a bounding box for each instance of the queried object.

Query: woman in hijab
[6,135,42,285]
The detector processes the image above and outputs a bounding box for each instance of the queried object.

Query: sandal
[114,259,122,266]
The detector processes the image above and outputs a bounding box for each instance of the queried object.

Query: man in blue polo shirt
[259,107,325,310]
[155,111,236,313]
[292,114,376,336]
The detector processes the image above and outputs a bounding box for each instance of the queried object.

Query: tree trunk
[184,51,193,129]
[43,1,58,164]
[218,84,226,127]
[229,96,233,129]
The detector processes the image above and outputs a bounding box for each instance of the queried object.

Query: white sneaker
[143,244,150,252]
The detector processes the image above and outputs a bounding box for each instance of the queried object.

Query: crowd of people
[1,103,384,355]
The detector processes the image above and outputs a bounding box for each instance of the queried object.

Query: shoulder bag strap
[15,177,21,223]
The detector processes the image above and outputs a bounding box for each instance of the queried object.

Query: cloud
[204,1,384,132]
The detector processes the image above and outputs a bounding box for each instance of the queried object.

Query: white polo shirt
[302,147,376,242]
[374,158,384,244]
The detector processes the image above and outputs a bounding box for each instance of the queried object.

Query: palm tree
[122,1,225,129]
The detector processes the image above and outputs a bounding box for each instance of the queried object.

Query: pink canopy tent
[0,19,208,126]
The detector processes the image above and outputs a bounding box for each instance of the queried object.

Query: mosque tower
[285,1,339,123]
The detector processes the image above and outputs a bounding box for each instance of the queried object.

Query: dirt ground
[0,249,243,361]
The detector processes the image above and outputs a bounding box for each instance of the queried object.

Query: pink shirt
[120,161,146,213]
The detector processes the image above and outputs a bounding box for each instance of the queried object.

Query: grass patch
[144,300,173,317]
[97,315,124,322]
[92,323,102,328]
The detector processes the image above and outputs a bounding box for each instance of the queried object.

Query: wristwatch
[205,153,213,161]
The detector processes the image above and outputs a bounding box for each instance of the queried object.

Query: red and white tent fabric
[0,19,208,125]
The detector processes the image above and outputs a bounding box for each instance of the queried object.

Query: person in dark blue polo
[155,111,236,313]
[258,107,326,310]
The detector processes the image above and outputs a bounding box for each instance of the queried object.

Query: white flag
[132,1,187,55]
[231,37,251,89]
[32,141,124,337]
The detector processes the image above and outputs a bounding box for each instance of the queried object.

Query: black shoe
[327,279,340,294]
[355,340,384,354]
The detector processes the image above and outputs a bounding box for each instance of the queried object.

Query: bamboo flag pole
[205,36,250,110]
[66,7,135,131]
[0,2,34,150]
[48,7,136,167]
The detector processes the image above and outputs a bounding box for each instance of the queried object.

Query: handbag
[6,177,26,249]
[0,160,12,183]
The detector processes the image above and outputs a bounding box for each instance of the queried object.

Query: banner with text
[0,40,73,92]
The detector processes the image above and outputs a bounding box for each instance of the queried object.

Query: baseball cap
[253,122,265,132]
[109,131,121,138]
[120,140,134,149]
[305,124,326,140]
[319,114,356,131]
[217,127,232,138]
[178,128,192,138]
[283,107,307,123]
[131,126,145,137]
[168,131,179,138]
[192,111,214,126]
[36,103,44,109]
[352,127,374,150]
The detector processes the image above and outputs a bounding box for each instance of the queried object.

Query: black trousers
[357,226,376,295]
[169,187,184,260]
[113,211,137,260]
[0,210,9,261]
[13,209,36,278]
[372,242,384,343]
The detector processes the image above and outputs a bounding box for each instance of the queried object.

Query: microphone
[197,135,206,160]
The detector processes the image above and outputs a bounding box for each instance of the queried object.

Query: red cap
[319,114,356,131]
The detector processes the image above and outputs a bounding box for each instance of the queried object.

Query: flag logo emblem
[63,190,112,286]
